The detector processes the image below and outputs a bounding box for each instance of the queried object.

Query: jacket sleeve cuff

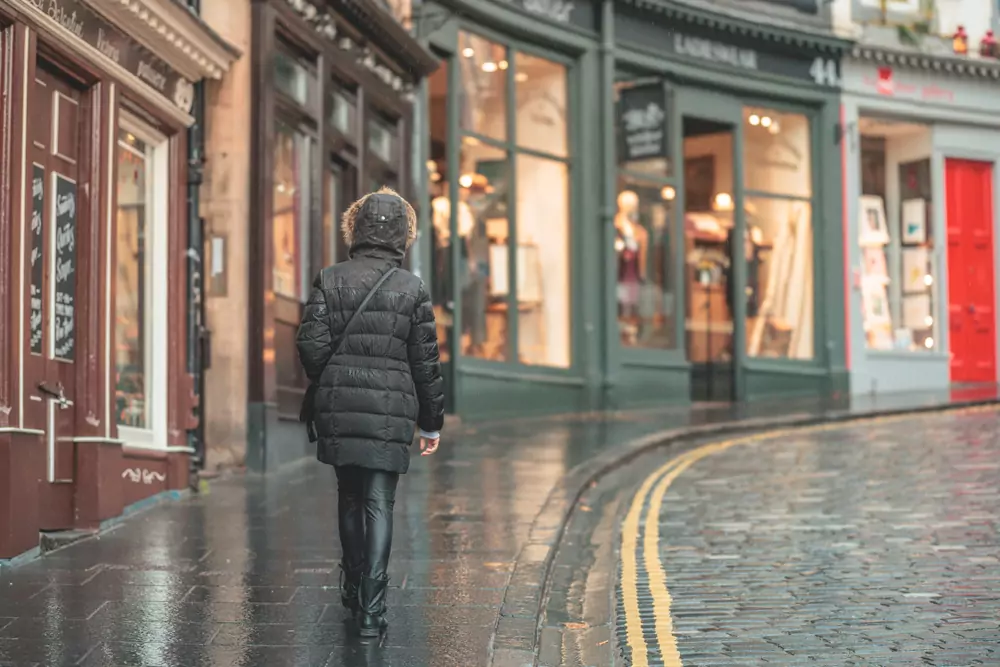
[419,430,440,440]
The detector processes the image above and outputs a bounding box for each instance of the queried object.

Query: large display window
[115,117,169,446]
[742,107,814,360]
[430,31,572,369]
[857,117,937,352]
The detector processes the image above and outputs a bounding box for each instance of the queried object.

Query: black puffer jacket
[296,190,444,473]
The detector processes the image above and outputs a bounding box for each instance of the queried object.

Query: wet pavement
[0,389,998,667]
[616,407,1000,666]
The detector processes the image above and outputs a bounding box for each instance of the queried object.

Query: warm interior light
[761,116,773,128]
[661,186,676,201]
[462,47,474,58]
[482,62,498,73]
[430,172,441,182]
[515,72,528,82]
[924,274,933,286]
[713,192,734,211]
[459,174,474,188]
[768,121,780,134]
[748,114,760,126]
[924,337,934,349]
[498,60,509,70]
[924,315,934,326]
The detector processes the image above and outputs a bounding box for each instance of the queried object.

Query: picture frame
[859,195,890,246]
[902,247,929,293]
[861,280,891,326]
[862,247,889,283]
[901,198,927,244]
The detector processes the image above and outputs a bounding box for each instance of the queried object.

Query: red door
[946,158,996,383]
[24,61,83,529]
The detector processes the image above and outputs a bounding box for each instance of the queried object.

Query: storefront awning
[330,0,439,78]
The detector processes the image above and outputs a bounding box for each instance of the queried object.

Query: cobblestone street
[617,407,1000,666]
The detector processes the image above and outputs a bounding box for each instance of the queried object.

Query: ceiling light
[924,337,934,349]
[459,174,473,188]
[748,114,760,126]
[713,192,733,211]
[661,186,676,201]
[924,315,934,326]
[462,47,474,57]
[482,62,498,73]
[761,116,773,128]
[515,72,528,82]
[924,274,933,286]
[768,121,780,134]
[498,60,508,70]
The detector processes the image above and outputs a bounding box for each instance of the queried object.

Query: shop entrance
[683,112,737,402]
[946,158,997,383]
[25,61,85,529]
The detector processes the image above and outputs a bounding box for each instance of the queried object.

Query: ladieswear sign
[25,0,194,112]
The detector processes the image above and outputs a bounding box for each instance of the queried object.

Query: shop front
[0,0,238,558]
[841,48,1000,394]
[415,0,851,419]
[243,0,437,471]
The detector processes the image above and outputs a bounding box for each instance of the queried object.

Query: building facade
[0,0,238,558]
[841,47,1000,394]
[200,0,438,472]
[413,0,851,419]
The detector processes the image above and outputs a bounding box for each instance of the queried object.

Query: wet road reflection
[1,389,998,666]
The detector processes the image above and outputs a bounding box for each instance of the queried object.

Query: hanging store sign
[617,12,842,88]
[618,84,669,163]
[24,0,194,111]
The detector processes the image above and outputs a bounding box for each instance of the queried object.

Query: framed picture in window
[862,279,891,326]
[902,246,929,293]
[859,195,890,246]
[901,198,927,244]
[862,247,888,283]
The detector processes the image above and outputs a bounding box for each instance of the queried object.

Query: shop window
[857,118,936,352]
[616,175,676,349]
[428,65,453,363]
[115,122,168,441]
[273,47,314,108]
[514,53,567,157]
[742,107,814,360]
[457,137,509,362]
[329,87,357,137]
[457,33,507,141]
[516,154,570,367]
[272,121,313,301]
[368,113,398,165]
[323,162,354,267]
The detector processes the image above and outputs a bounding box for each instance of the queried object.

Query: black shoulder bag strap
[301,267,398,433]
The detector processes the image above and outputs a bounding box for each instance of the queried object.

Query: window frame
[115,111,170,450]
[448,27,579,372]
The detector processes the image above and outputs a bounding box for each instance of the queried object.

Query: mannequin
[615,190,649,342]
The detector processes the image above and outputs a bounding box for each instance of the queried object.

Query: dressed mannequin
[615,190,649,342]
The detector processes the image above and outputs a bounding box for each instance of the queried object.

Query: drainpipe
[187,81,208,470]
[600,0,616,393]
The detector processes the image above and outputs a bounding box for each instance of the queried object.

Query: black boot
[339,561,364,614]
[356,575,389,637]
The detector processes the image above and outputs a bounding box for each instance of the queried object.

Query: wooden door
[25,62,83,529]
[946,158,997,384]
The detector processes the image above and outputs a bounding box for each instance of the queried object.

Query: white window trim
[116,111,170,450]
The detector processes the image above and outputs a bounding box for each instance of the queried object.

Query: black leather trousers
[335,466,399,579]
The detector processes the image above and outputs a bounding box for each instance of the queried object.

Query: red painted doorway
[945,158,997,384]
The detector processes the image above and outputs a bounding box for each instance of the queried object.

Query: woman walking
[296,187,445,637]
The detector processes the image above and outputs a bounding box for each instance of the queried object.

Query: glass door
[679,91,742,402]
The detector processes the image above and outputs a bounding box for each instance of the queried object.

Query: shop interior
[857,117,936,353]
[428,34,571,369]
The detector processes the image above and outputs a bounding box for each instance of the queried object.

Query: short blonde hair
[341,186,418,249]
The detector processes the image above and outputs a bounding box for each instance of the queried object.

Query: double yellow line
[618,405,998,667]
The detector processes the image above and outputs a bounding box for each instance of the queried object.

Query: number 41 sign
[810,57,840,87]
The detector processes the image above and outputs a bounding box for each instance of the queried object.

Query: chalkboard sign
[52,173,77,361]
[29,164,45,355]
[618,83,669,164]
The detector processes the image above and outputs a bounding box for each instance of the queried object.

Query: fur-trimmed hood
[341,187,417,263]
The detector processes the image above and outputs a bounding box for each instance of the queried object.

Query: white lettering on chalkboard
[29,165,46,354]
[52,174,76,360]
